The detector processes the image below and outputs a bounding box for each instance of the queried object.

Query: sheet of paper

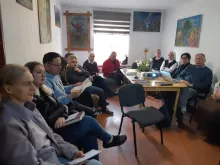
[65,112,79,123]
[67,150,101,165]
[71,78,92,94]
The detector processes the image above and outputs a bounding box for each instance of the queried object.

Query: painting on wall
[133,11,161,32]
[175,15,202,47]
[16,0,33,10]
[64,11,92,52]
[38,0,52,43]
[54,6,61,28]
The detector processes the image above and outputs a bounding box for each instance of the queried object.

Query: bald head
[195,53,206,67]
[110,51,117,61]
[88,53,95,62]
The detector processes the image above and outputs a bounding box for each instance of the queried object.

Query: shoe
[102,107,114,115]
[94,109,102,115]
[103,135,127,148]
[177,122,184,129]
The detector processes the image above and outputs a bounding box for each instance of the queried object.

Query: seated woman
[25,61,127,159]
[0,64,101,165]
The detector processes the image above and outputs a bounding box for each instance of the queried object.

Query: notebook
[65,111,85,126]
[67,150,101,165]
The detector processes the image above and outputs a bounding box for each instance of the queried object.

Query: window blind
[93,10,131,34]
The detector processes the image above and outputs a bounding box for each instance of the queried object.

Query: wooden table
[121,69,187,119]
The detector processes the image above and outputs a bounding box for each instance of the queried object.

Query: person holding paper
[65,55,114,115]
[25,61,127,160]
[102,51,124,86]
[70,53,117,97]
[42,52,98,117]
[0,64,102,165]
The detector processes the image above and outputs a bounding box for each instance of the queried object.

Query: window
[94,33,129,65]
[93,10,131,65]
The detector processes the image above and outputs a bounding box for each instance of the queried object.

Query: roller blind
[93,10,131,34]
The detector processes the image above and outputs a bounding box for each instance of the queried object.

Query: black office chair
[188,86,211,124]
[118,84,164,156]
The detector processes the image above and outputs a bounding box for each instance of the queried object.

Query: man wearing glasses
[172,53,191,78]
[43,52,98,117]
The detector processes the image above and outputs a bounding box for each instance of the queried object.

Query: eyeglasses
[48,63,62,67]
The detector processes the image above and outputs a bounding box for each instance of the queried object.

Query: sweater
[102,58,120,77]
[83,60,99,76]
[177,65,213,92]
[66,65,90,84]
[151,57,164,71]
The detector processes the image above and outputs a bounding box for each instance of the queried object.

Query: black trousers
[74,90,94,108]
[108,72,124,86]
[68,100,95,117]
[92,76,114,96]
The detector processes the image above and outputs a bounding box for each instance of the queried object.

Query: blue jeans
[85,86,108,108]
[55,116,112,160]
[58,157,102,165]
[178,88,198,112]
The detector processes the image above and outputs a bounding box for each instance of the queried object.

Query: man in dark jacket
[176,53,213,127]
[66,54,114,115]
[172,53,191,78]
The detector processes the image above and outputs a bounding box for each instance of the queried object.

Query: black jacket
[33,88,68,129]
[172,63,191,78]
[66,65,90,84]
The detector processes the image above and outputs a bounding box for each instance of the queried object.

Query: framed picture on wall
[38,0,52,43]
[133,11,161,32]
[16,0,33,10]
[54,5,61,28]
[175,14,202,47]
[64,10,93,52]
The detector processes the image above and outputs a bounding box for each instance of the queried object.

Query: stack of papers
[71,78,92,95]
[67,150,101,165]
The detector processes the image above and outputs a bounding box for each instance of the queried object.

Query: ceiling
[60,0,193,10]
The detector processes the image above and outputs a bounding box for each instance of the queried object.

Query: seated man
[82,53,116,97]
[160,51,178,74]
[150,49,164,71]
[176,53,213,127]
[65,54,114,115]
[102,51,124,86]
[43,52,98,117]
[172,53,191,78]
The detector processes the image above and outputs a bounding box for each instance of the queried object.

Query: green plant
[136,60,150,72]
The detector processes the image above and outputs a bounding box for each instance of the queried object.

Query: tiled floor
[97,96,220,165]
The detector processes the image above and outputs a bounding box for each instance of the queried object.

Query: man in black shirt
[172,53,191,78]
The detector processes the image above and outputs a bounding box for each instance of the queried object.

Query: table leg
[173,89,180,119]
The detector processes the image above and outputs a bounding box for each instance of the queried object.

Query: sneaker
[103,135,127,148]
[102,107,114,115]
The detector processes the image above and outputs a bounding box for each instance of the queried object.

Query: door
[0,4,5,67]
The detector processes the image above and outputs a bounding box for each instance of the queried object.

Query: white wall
[128,10,164,64]
[1,0,62,65]
[61,6,164,65]
[61,6,94,64]
[161,0,220,80]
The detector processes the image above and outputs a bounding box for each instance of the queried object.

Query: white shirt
[160,60,178,73]
[88,59,94,64]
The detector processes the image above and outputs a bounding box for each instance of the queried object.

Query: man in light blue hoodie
[43,52,98,117]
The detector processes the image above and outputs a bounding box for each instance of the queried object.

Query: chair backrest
[119,84,145,107]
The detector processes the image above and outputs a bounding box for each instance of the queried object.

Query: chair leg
[132,121,137,156]
[118,115,124,135]
[160,127,164,145]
